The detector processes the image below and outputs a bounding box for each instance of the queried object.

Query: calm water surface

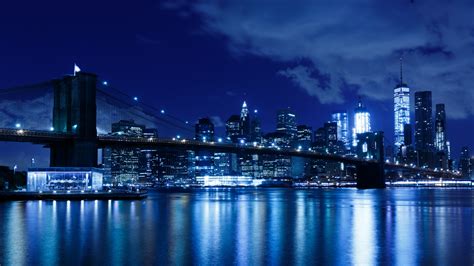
[0,188,472,265]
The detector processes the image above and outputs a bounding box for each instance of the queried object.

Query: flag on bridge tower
[73,63,81,76]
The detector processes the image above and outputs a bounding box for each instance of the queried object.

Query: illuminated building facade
[352,99,371,147]
[27,167,103,192]
[331,111,349,150]
[276,108,297,140]
[394,58,410,149]
[434,104,447,152]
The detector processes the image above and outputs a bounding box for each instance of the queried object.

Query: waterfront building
[414,91,434,167]
[27,167,103,192]
[110,120,145,185]
[138,128,159,183]
[460,147,472,178]
[434,104,447,152]
[331,111,350,150]
[352,98,371,147]
[394,57,410,149]
[157,150,195,186]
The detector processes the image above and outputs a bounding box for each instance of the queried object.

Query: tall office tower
[226,115,241,143]
[434,104,447,152]
[414,91,434,167]
[352,98,371,147]
[394,57,410,149]
[240,101,251,140]
[276,108,297,140]
[459,147,472,178]
[331,111,349,150]
[110,120,145,185]
[195,117,215,142]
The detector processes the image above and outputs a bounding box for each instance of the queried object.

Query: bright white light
[15,123,21,128]
[161,109,165,114]
[72,124,78,129]
[133,97,138,101]
[239,139,245,144]
[50,127,54,131]
[177,135,181,139]
[103,81,108,85]
[217,138,223,143]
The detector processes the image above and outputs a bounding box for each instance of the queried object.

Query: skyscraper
[414,91,434,167]
[331,111,349,150]
[394,57,410,149]
[110,120,145,185]
[352,98,371,147]
[276,108,297,140]
[434,104,447,152]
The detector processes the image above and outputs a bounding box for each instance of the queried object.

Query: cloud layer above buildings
[163,0,474,119]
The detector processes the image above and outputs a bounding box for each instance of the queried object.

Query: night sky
[0,0,473,169]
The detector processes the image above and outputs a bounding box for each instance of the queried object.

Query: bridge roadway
[0,128,461,177]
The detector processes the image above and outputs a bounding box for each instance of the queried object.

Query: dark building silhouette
[459,147,472,178]
[51,72,97,167]
[276,108,297,141]
[414,91,434,167]
[226,115,241,143]
[195,117,215,142]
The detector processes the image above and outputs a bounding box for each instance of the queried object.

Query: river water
[0,188,472,265]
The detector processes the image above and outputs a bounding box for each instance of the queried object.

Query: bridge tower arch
[50,72,97,167]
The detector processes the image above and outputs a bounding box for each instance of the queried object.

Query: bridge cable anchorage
[96,88,194,133]
[98,83,192,126]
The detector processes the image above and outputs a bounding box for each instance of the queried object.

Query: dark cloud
[163,0,474,119]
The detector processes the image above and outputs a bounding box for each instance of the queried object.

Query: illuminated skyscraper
[352,98,371,147]
[434,104,447,152]
[331,111,349,150]
[394,57,410,149]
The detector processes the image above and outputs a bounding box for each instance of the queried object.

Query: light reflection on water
[0,188,472,265]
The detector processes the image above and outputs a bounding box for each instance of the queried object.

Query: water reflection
[0,188,472,265]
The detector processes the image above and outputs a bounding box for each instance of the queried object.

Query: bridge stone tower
[356,131,386,188]
[50,72,97,167]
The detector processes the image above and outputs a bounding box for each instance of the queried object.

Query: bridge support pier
[50,72,98,167]
[356,161,385,189]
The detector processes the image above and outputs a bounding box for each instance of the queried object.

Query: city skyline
[0,0,473,170]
